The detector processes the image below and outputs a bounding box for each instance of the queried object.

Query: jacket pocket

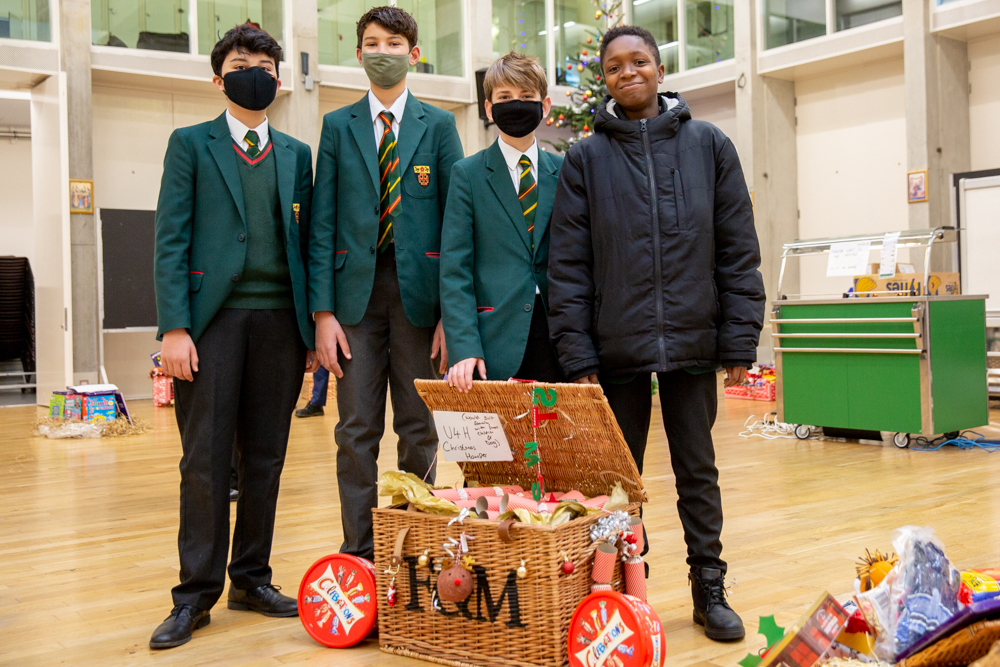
[673,168,687,230]
[335,250,348,270]
[403,155,438,199]
[189,271,203,292]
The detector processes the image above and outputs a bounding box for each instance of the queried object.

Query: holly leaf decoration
[758,615,786,647]
[738,655,763,667]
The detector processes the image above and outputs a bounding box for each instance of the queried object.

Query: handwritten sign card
[826,240,872,277]
[433,411,513,462]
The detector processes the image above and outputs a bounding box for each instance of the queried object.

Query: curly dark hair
[211,22,282,77]
[599,24,661,69]
[356,6,418,50]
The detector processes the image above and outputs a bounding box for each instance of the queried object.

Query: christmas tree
[545,0,624,153]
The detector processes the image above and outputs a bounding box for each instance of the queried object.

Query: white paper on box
[879,232,900,278]
[827,241,872,277]
[433,411,513,462]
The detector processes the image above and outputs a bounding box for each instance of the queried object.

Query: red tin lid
[298,554,378,648]
[569,591,665,667]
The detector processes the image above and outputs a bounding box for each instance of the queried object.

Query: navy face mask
[223,67,278,111]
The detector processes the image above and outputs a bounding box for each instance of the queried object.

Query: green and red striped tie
[378,111,400,252]
[518,154,537,249]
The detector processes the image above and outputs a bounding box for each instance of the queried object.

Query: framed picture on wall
[907,170,928,204]
[69,179,94,214]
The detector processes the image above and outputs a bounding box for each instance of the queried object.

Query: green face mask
[361,52,411,89]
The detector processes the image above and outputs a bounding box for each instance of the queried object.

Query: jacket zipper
[640,119,667,370]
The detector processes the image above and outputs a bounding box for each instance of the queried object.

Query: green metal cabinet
[774,296,989,439]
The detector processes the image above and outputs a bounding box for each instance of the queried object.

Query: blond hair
[483,52,548,102]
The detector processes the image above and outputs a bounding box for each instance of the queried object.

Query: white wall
[687,90,738,141]
[969,34,1000,172]
[795,57,908,297]
[0,137,34,264]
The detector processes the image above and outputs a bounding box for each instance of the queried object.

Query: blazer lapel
[348,97,380,196]
[486,141,532,254]
[270,129,296,234]
[532,150,559,256]
[396,93,427,175]
[207,113,246,226]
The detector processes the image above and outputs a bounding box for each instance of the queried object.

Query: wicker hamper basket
[374,380,647,667]
[896,620,1000,667]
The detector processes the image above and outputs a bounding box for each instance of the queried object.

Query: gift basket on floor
[373,380,647,667]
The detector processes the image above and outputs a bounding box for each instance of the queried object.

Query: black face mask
[223,67,278,111]
[490,100,544,138]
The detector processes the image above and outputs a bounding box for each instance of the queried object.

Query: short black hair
[356,6,418,50]
[599,25,661,69]
[211,22,282,77]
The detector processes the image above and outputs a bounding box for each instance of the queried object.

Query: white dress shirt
[368,88,408,145]
[226,109,269,152]
[497,136,539,194]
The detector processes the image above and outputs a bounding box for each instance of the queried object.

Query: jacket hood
[594,92,691,140]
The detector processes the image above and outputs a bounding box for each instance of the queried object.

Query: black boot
[295,403,324,418]
[227,584,298,617]
[149,605,211,649]
[690,567,745,641]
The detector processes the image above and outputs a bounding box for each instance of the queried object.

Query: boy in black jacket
[547,25,765,642]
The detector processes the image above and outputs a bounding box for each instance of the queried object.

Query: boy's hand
[162,328,199,382]
[305,350,320,373]
[431,319,448,375]
[448,358,486,393]
[724,366,747,388]
[315,311,351,378]
[574,374,599,385]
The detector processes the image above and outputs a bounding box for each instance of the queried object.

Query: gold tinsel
[34,416,150,438]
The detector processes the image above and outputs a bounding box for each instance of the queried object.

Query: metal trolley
[772,227,989,447]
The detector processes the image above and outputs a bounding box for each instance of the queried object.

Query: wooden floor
[3,384,1000,667]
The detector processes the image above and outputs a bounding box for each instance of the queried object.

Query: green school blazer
[153,112,315,349]
[439,141,563,381]
[308,93,465,328]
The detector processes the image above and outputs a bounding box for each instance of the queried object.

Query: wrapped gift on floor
[373,380,646,667]
[150,368,174,407]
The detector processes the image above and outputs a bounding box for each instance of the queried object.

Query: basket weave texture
[374,380,647,667]
[897,620,1000,667]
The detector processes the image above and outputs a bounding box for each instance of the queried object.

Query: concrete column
[269,0,320,158]
[733,0,799,361]
[459,0,494,156]
[903,0,970,234]
[60,0,99,383]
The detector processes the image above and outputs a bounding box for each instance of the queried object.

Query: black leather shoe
[149,605,211,649]
[229,488,239,502]
[295,403,324,418]
[228,584,298,617]
[690,567,746,641]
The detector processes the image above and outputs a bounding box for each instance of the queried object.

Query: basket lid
[414,380,646,503]
[297,554,378,648]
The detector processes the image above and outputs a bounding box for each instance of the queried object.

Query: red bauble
[581,49,588,56]
[583,125,590,132]
[558,114,565,120]
[562,560,575,575]
[567,63,573,70]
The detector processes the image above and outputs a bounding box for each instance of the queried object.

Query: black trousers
[602,369,726,573]
[172,308,306,609]
[515,293,565,382]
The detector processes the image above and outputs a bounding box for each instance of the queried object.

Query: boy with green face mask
[308,6,465,562]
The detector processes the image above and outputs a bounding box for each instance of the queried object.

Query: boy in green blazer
[308,6,464,561]
[151,24,317,649]
[440,53,564,391]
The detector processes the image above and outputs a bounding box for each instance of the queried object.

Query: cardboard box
[82,394,117,422]
[853,272,960,297]
[64,394,83,420]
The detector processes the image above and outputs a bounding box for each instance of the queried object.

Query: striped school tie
[518,154,537,248]
[377,111,400,252]
[244,130,260,159]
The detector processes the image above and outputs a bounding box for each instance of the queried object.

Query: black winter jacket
[548,93,766,380]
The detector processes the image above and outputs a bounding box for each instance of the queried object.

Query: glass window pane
[492,0,547,64]
[685,0,733,69]
[631,0,679,75]
[554,0,604,87]
[0,0,50,41]
[92,0,188,51]
[396,0,464,77]
[197,0,284,56]
[318,0,378,67]
[836,0,901,31]
[765,0,825,49]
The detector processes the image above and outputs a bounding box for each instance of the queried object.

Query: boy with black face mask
[309,6,464,562]
[440,53,564,391]
[150,23,318,649]
[548,25,766,642]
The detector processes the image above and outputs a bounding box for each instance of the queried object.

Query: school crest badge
[414,165,431,187]
[293,202,300,224]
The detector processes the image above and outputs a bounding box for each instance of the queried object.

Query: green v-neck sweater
[223,144,294,309]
